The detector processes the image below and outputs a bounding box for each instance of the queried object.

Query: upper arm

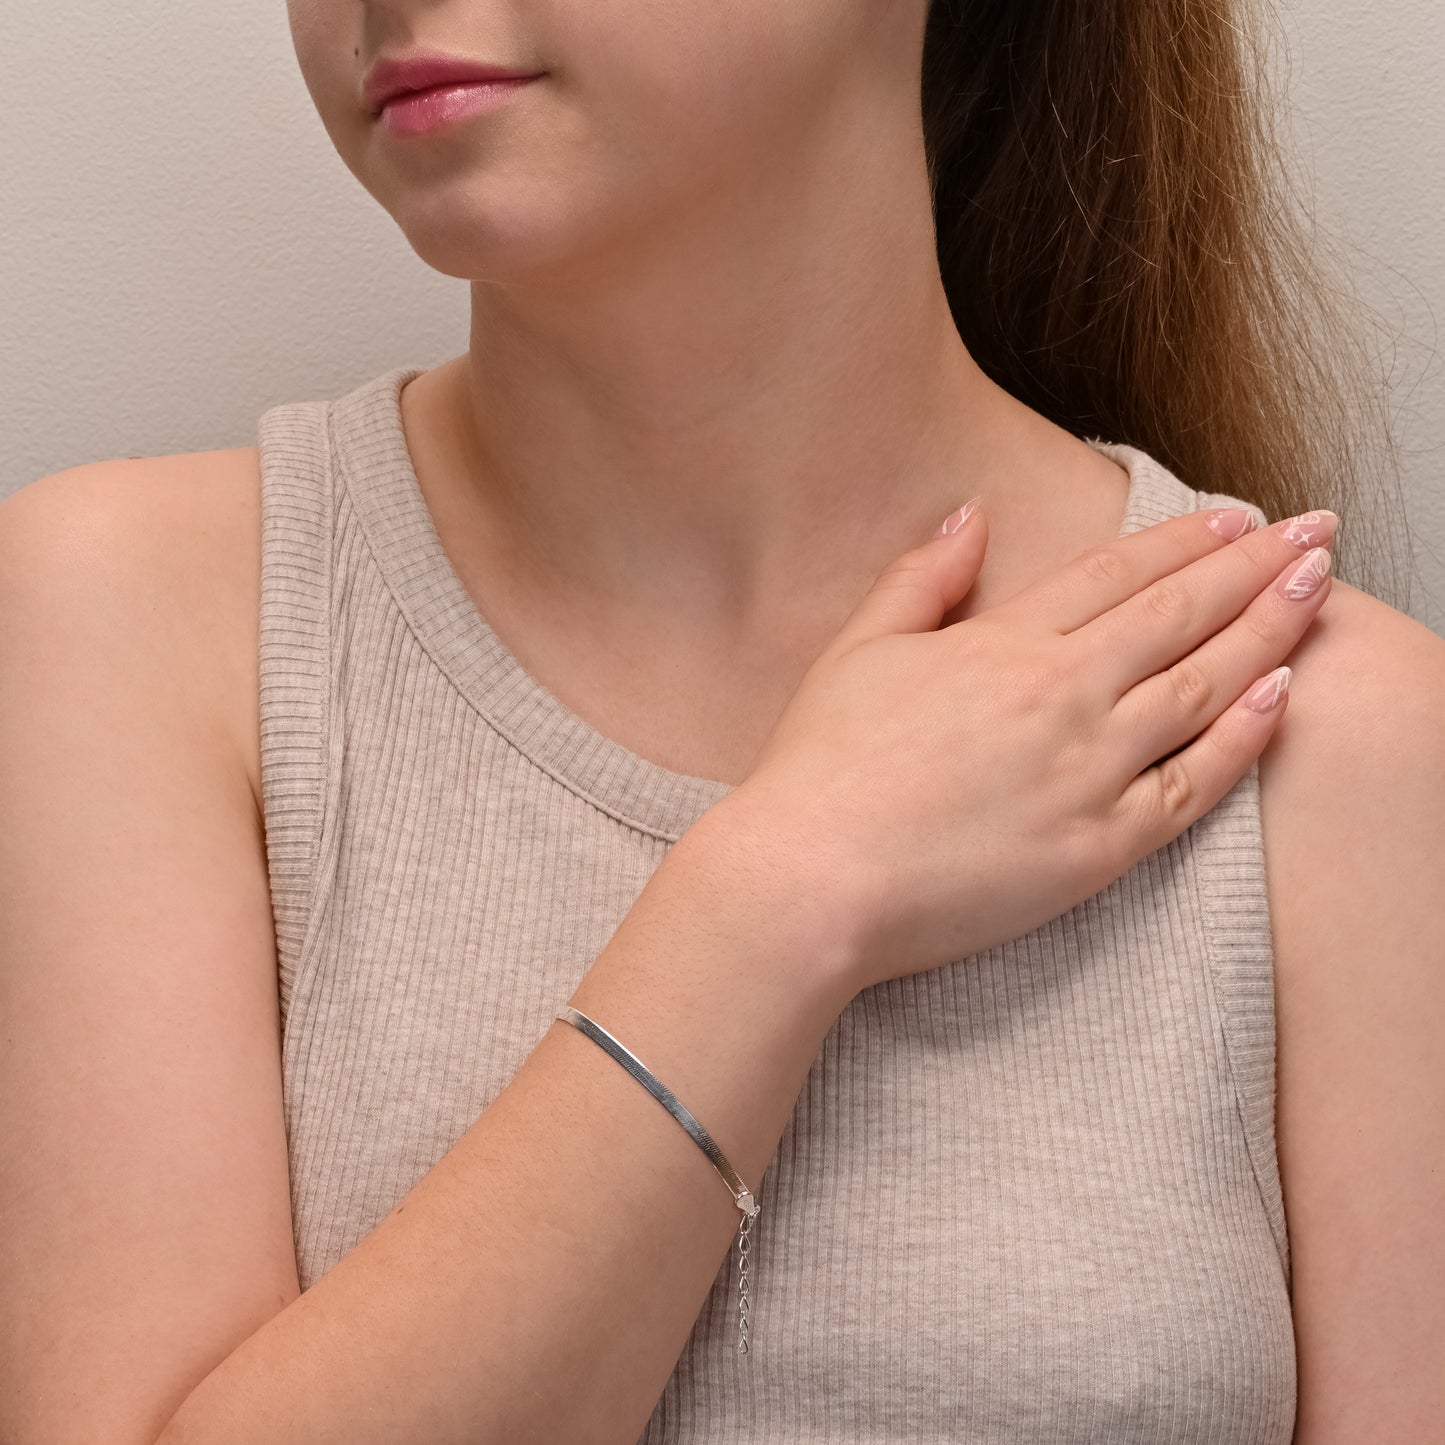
[0,461,299,1445]
[1260,579,1445,1442]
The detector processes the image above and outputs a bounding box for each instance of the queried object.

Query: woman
[2,1,1442,1442]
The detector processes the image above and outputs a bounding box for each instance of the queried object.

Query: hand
[721,497,1335,995]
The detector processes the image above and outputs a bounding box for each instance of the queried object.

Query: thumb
[828,496,988,652]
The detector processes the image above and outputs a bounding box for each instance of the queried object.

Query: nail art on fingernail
[1277,546,1331,601]
[938,496,983,537]
[1276,510,1338,549]
[1241,665,1292,713]
[1205,507,1259,540]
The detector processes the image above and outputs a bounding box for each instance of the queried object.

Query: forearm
[156,799,858,1445]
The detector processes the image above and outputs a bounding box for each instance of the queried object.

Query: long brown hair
[921,0,1417,613]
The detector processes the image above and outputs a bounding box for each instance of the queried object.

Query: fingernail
[1241,665,1292,713]
[938,496,983,537]
[1274,510,1338,550]
[1277,546,1331,601]
[1205,507,1259,540]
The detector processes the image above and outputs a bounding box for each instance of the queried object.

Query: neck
[409,78,1110,638]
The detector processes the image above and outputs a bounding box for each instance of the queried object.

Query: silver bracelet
[555,1004,761,1355]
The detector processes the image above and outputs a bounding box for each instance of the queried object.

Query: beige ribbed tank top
[257,365,1296,1442]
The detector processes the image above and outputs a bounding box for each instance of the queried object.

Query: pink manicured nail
[1205,507,1258,540]
[1277,546,1331,601]
[1241,665,1292,713]
[1274,510,1338,549]
[938,496,983,537]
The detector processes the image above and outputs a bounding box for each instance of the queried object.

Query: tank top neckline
[330,363,1165,843]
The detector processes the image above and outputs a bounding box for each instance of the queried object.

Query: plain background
[3,2,1442,636]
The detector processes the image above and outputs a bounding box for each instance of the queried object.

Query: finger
[1108,545,1331,780]
[1081,510,1339,700]
[826,499,989,651]
[988,505,1261,634]
[1113,662,1294,859]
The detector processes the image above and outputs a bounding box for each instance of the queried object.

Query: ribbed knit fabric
[257,365,1296,1443]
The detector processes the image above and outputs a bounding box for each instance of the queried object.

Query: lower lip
[379,76,541,137]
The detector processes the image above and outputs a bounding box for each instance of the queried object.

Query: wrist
[670,784,870,1012]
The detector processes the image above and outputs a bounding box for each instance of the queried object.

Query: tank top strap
[1087,438,1290,1290]
[256,391,336,1021]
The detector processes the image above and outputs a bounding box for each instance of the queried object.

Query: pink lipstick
[363,52,544,137]
[380,78,540,136]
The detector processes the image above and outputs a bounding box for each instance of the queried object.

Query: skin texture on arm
[0,461,303,1445]
[1258,578,1445,1442]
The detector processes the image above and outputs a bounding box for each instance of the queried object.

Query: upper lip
[363,52,544,114]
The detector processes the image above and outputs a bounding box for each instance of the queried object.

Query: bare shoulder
[1254,577,1445,1440]
[1,446,266,813]
[0,448,296,1444]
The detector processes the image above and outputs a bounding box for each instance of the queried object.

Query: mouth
[363,52,546,116]
[374,76,544,137]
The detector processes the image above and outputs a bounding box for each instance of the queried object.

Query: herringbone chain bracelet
[556,1005,762,1355]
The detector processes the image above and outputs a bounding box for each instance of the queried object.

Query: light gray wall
[1279,0,1444,631]
[4,2,1441,633]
